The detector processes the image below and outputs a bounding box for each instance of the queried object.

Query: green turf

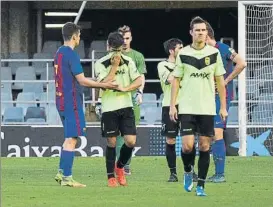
[2,157,273,207]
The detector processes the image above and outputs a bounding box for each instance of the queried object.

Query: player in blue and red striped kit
[54,22,118,187]
[205,21,247,183]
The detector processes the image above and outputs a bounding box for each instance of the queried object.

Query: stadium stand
[8,52,29,75]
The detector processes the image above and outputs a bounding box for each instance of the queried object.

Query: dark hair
[118,25,131,35]
[107,32,124,49]
[190,16,206,30]
[163,38,183,55]
[206,21,215,39]
[62,22,81,41]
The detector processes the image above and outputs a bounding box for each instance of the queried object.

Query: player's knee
[124,135,136,148]
[63,138,77,150]
[166,137,176,145]
[214,128,224,141]
[182,144,194,153]
[107,137,117,148]
[125,139,136,148]
[199,141,210,151]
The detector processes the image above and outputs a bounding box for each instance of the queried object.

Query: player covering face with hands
[95,32,142,187]
[169,16,228,196]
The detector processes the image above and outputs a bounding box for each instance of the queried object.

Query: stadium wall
[1,126,272,157]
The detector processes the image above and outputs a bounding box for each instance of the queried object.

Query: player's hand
[169,106,178,123]
[102,80,118,89]
[219,108,228,121]
[95,98,102,120]
[134,89,143,105]
[111,54,121,67]
[116,85,128,92]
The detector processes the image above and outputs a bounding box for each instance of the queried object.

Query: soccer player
[205,21,247,183]
[94,31,142,187]
[54,22,118,188]
[115,25,147,175]
[169,16,228,196]
[157,38,183,182]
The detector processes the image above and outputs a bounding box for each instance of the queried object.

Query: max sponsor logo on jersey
[190,72,210,79]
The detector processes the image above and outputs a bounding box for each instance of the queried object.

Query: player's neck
[123,47,131,53]
[63,41,75,50]
[167,56,175,63]
[191,42,206,50]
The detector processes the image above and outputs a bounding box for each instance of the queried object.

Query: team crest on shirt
[205,57,210,66]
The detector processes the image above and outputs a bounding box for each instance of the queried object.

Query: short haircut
[206,21,215,39]
[190,16,206,30]
[118,25,131,35]
[62,22,81,41]
[163,38,183,55]
[107,32,124,49]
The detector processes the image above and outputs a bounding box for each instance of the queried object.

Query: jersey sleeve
[94,61,109,82]
[136,53,147,74]
[226,46,237,61]
[157,63,171,84]
[129,60,141,81]
[70,52,83,76]
[173,54,184,78]
[215,51,226,77]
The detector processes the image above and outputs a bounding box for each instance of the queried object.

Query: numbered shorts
[101,107,136,137]
[179,114,215,137]
[161,105,179,138]
[214,95,231,129]
[58,108,86,138]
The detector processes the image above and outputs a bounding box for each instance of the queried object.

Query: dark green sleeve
[136,53,147,74]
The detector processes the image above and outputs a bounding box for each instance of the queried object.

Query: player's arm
[118,60,142,92]
[71,55,117,89]
[75,73,117,89]
[137,53,147,93]
[169,55,183,122]
[224,49,247,85]
[215,51,228,120]
[157,62,173,85]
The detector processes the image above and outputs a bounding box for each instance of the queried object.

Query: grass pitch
[2,157,273,207]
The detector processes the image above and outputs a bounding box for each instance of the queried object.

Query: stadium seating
[1,67,12,80]
[8,52,29,75]
[16,92,37,116]
[251,103,273,124]
[25,106,46,122]
[74,40,86,59]
[42,41,62,55]
[13,66,36,90]
[32,53,53,75]
[227,106,239,125]
[89,40,107,59]
[23,82,44,100]
[1,83,12,95]
[1,53,5,66]
[3,107,24,122]
[1,92,13,116]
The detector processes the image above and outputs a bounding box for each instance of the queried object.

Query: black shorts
[179,114,214,137]
[101,107,136,137]
[161,106,179,138]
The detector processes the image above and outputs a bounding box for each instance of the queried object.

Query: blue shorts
[214,95,231,129]
[58,108,86,138]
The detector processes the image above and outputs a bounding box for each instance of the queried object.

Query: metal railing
[1,55,273,125]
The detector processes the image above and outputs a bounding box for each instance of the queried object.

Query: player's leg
[116,104,140,175]
[195,115,215,196]
[208,95,228,183]
[58,110,86,187]
[101,110,120,187]
[115,107,137,186]
[180,114,196,192]
[162,106,178,182]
